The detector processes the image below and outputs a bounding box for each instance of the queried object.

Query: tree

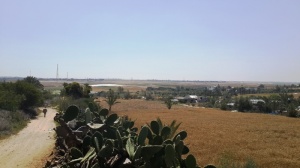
[287,104,298,118]
[164,96,173,110]
[62,82,84,99]
[15,80,43,109]
[105,89,120,112]
[23,76,44,89]
[124,90,131,99]
[83,83,92,98]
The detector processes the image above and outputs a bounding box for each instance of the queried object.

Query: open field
[97,98,300,168]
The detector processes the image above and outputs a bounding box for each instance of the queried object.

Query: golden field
[97,98,300,168]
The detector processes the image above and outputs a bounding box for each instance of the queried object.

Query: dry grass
[98,99,300,168]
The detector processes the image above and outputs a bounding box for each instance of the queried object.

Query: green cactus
[91,131,103,153]
[152,135,163,145]
[82,135,91,150]
[175,140,184,158]
[161,126,171,139]
[185,154,197,168]
[133,146,142,161]
[70,147,83,159]
[90,163,99,168]
[150,121,160,135]
[126,138,135,159]
[99,108,109,116]
[164,144,177,167]
[105,113,118,126]
[182,145,190,155]
[87,123,104,130]
[81,147,96,163]
[88,102,97,112]
[141,145,163,161]
[138,126,149,146]
[174,130,187,141]
[84,108,92,124]
[116,129,123,148]
[98,146,112,158]
[63,105,79,122]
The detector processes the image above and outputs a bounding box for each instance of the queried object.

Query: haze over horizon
[1,1,299,82]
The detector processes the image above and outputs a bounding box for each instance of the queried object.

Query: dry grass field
[97,98,300,168]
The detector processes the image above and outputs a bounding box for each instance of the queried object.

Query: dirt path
[0,108,56,168]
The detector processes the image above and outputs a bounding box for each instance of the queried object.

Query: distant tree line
[134,84,300,117]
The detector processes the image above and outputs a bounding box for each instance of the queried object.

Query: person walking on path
[43,108,47,117]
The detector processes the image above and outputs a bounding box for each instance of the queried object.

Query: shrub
[287,105,298,118]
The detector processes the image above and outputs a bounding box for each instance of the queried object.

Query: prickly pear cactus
[63,105,79,122]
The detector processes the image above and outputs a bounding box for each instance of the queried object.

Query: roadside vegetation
[0,76,52,138]
[47,104,215,168]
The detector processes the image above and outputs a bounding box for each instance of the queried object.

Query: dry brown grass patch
[99,99,300,168]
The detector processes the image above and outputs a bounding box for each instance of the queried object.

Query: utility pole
[56,64,59,80]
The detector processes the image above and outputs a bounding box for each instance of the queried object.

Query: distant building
[184,95,198,103]
[249,99,265,104]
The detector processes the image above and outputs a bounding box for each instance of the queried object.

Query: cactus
[165,144,177,167]
[138,125,149,146]
[84,108,92,124]
[150,120,160,135]
[174,130,187,141]
[47,103,215,168]
[116,129,123,148]
[87,123,104,130]
[152,135,163,145]
[141,145,164,161]
[70,147,83,159]
[175,140,184,158]
[91,131,103,153]
[105,113,118,126]
[99,108,109,116]
[63,105,79,122]
[126,138,135,159]
[133,146,142,161]
[161,126,171,139]
[82,136,91,153]
[182,145,190,155]
[98,146,112,158]
[185,154,197,168]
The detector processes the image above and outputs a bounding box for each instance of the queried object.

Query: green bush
[217,152,258,168]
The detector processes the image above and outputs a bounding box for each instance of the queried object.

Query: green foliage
[23,76,44,89]
[49,106,212,168]
[0,77,44,111]
[287,104,298,118]
[164,96,173,109]
[61,82,90,99]
[217,152,257,168]
[237,97,252,112]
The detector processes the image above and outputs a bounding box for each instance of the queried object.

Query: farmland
[40,79,300,167]
[98,98,300,168]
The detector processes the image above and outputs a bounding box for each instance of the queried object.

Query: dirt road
[0,108,56,168]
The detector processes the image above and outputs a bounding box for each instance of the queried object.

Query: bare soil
[0,108,56,168]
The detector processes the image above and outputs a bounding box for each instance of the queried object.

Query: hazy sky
[0,1,299,82]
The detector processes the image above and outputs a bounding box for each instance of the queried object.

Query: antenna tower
[56,64,59,80]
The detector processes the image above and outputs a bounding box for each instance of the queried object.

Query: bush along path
[0,108,56,168]
[46,104,216,168]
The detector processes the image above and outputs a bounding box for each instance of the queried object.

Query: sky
[0,0,299,82]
